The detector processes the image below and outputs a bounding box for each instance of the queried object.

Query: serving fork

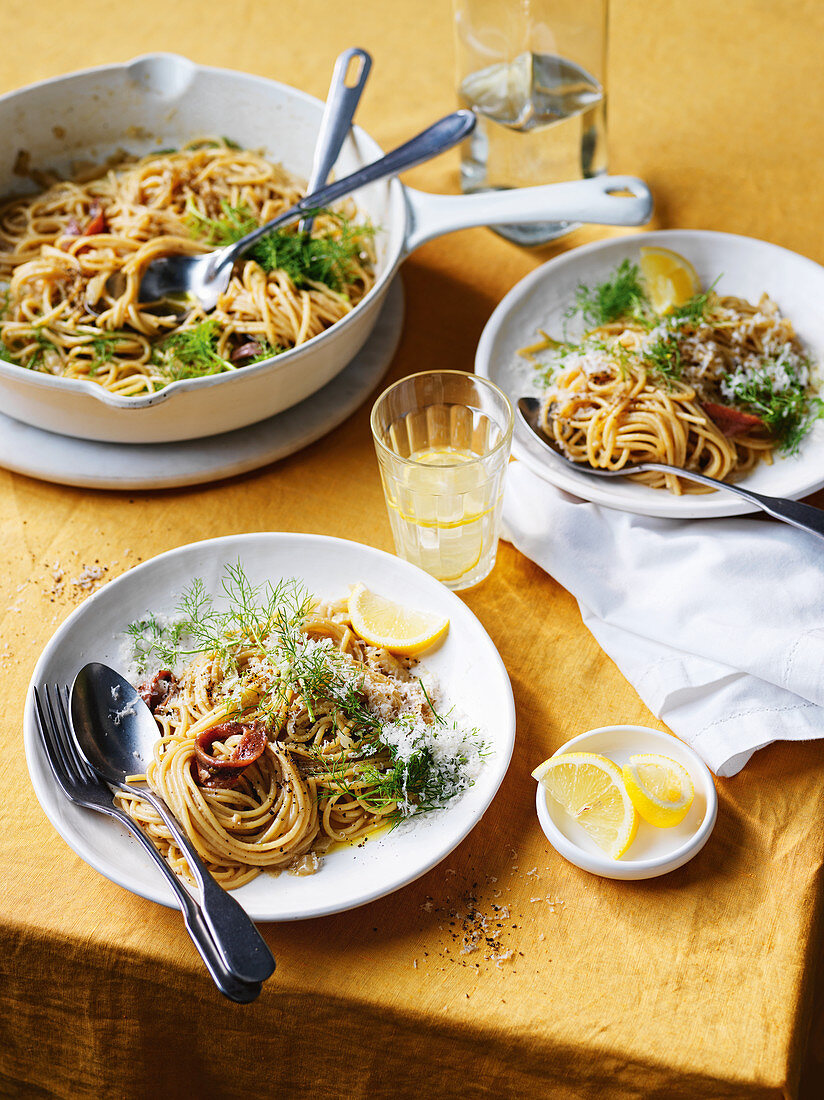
[32,683,262,1003]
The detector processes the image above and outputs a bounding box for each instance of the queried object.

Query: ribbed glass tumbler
[370,371,513,591]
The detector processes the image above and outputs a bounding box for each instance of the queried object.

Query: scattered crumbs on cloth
[71,563,107,590]
[414,855,566,974]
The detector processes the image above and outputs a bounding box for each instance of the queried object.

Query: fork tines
[34,683,93,793]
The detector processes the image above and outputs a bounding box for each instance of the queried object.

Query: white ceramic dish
[0,54,651,445]
[534,725,717,880]
[476,229,824,519]
[0,277,402,490]
[24,532,516,921]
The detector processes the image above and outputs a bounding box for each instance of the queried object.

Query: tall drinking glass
[370,372,513,591]
[454,0,608,245]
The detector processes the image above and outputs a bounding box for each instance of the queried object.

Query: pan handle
[402,175,653,254]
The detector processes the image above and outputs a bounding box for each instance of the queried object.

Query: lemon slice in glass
[348,583,449,655]
[621,753,695,828]
[532,752,638,859]
[639,246,701,314]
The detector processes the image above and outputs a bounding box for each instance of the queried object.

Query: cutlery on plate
[137,108,477,308]
[70,663,276,987]
[518,395,824,539]
[299,47,372,236]
[33,683,262,1003]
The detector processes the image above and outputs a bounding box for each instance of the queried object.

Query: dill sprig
[667,282,718,326]
[83,330,133,375]
[723,359,824,454]
[247,340,284,363]
[360,716,478,819]
[125,614,188,672]
[250,212,373,291]
[152,318,231,381]
[569,259,652,330]
[185,199,258,246]
[642,331,683,383]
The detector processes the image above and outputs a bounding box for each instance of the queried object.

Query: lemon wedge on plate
[621,753,695,828]
[532,752,638,859]
[639,246,701,314]
[347,583,449,655]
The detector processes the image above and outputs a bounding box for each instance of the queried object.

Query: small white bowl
[534,725,717,880]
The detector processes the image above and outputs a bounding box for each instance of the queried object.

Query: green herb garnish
[250,212,373,291]
[569,258,651,329]
[185,199,258,247]
[152,318,231,381]
[667,282,718,326]
[27,328,60,370]
[723,360,824,454]
[247,340,284,364]
[643,331,683,383]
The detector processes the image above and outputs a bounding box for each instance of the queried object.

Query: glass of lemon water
[370,371,513,590]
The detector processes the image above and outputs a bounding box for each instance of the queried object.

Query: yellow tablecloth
[2,2,824,1097]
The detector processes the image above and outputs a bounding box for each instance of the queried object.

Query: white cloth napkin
[501,460,824,776]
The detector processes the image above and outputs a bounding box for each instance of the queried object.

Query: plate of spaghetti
[476,230,824,518]
[24,533,515,920]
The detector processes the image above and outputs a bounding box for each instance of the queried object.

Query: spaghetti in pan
[0,139,375,395]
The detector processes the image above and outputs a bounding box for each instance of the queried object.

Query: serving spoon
[517,395,824,539]
[137,108,477,309]
[298,47,372,236]
[70,662,276,986]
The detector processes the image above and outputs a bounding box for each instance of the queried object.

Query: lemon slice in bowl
[532,752,638,859]
[639,246,701,314]
[621,753,694,828]
[347,583,449,655]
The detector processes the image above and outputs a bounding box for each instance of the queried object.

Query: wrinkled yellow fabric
[2,2,824,1098]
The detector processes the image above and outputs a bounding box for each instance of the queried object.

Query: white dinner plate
[476,229,824,519]
[24,533,516,921]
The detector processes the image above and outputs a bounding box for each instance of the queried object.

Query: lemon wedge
[347,583,449,655]
[639,246,701,314]
[532,752,638,859]
[621,753,695,828]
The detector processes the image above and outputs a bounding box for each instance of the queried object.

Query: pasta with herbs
[524,257,821,495]
[0,139,375,395]
[118,573,481,890]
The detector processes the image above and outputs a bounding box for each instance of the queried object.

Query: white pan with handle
[0,54,653,443]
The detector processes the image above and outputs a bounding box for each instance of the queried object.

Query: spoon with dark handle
[137,108,477,309]
[70,662,276,986]
[299,47,372,236]
[518,396,824,539]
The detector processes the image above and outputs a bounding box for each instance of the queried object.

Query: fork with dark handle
[33,684,262,1003]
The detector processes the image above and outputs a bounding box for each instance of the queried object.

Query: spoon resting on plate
[517,395,824,540]
[70,662,276,987]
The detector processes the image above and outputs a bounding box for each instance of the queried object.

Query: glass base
[491,220,578,246]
